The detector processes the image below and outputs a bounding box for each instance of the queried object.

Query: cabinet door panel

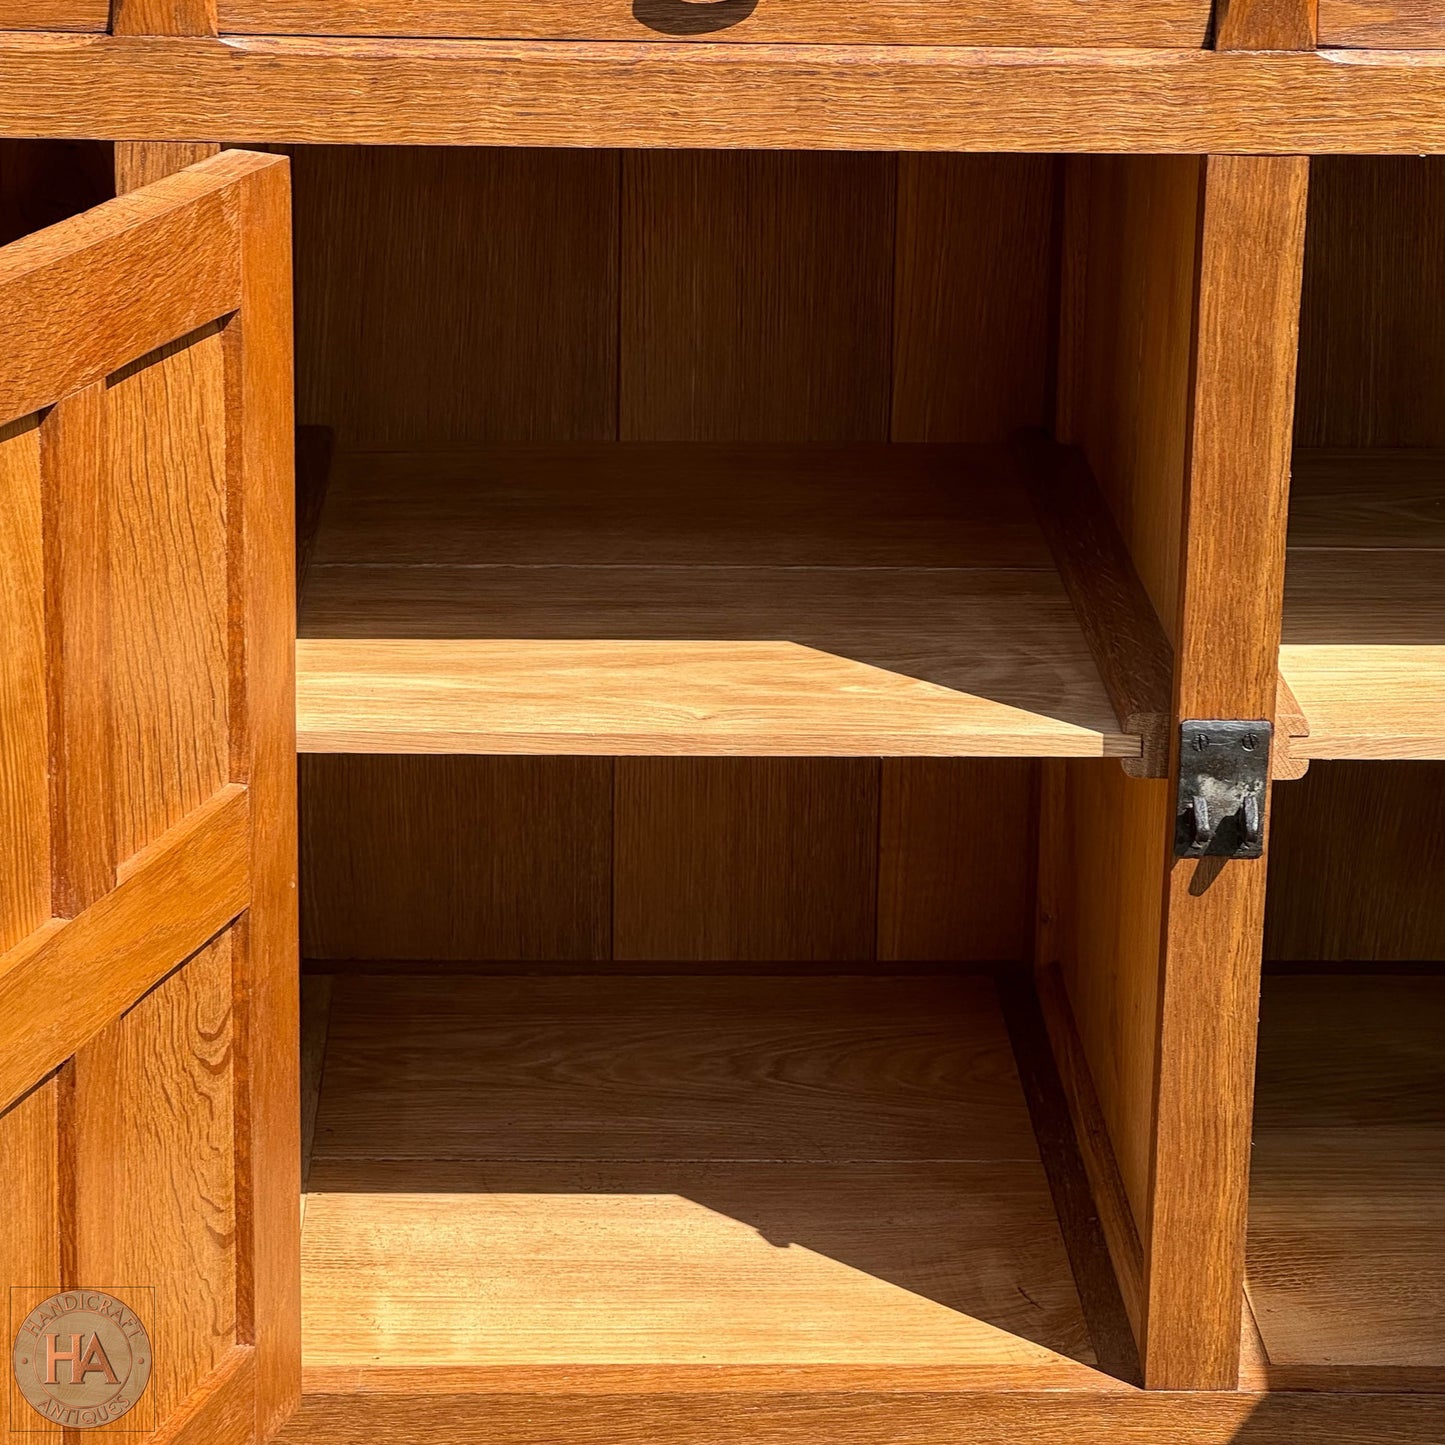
[0,151,296,1445]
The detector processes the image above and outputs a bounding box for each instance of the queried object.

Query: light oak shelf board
[1281,449,1445,761]
[300,973,1098,1375]
[296,444,1135,758]
[1247,974,1445,1386]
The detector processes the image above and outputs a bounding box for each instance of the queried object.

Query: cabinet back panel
[1295,157,1445,451]
[1266,763,1445,963]
[293,147,1053,965]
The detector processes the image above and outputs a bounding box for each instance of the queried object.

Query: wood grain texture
[278,1379,1445,1445]
[293,146,618,450]
[1141,155,1309,1392]
[998,972,1140,1384]
[311,975,1033,1161]
[0,149,298,1444]
[227,150,302,1440]
[149,1348,257,1445]
[1031,953,1146,1342]
[217,0,1212,46]
[18,35,1445,153]
[1021,444,1174,776]
[41,385,115,917]
[1296,159,1445,451]
[109,324,231,861]
[1281,451,1445,759]
[1058,155,1200,640]
[1046,154,1195,1374]
[0,415,49,950]
[1248,975,1445,1372]
[299,755,612,961]
[1176,152,1308,714]
[303,973,1092,1369]
[0,0,106,27]
[71,932,237,1424]
[1036,761,1168,1276]
[891,154,1055,445]
[112,0,217,35]
[621,151,893,443]
[1214,0,1317,48]
[296,444,1134,758]
[1288,449,1445,548]
[301,1173,1092,1369]
[1319,0,1445,46]
[1047,154,1309,1390]
[306,444,1055,570]
[115,141,221,194]
[877,761,1034,964]
[0,153,251,420]
[0,785,248,1114]
[614,760,878,961]
[0,1081,60,1444]
[299,975,333,1192]
[1265,762,1445,962]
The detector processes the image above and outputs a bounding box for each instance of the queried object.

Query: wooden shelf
[296,443,1138,759]
[1282,449,1445,761]
[1246,973,1445,1390]
[299,972,1111,1381]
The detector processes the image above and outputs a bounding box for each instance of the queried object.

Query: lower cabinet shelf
[295,442,1140,760]
[283,967,1445,1441]
[296,972,1107,1379]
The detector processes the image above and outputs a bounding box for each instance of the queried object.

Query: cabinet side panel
[1062,155,1200,640]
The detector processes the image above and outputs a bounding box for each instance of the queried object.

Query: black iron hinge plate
[1174,720,1272,860]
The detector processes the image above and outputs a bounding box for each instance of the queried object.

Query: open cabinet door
[0,151,297,1442]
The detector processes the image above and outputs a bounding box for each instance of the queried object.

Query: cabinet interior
[1249,155,1445,1390]
[278,146,1445,1390]
[288,145,1149,1386]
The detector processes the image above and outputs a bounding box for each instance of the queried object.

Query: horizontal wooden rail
[0,783,250,1111]
[3,36,1445,152]
[0,150,274,420]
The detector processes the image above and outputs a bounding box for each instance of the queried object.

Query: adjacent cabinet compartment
[1244,156,1445,1393]
[1280,156,1445,765]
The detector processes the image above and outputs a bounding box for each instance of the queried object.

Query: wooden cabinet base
[279,1375,1445,1443]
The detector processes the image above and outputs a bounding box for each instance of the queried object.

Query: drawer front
[217,0,1213,46]
[1319,1,1445,46]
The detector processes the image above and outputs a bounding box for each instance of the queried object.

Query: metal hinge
[1174,720,1271,860]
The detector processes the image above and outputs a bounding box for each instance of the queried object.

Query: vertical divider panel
[1041,153,1308,1389]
